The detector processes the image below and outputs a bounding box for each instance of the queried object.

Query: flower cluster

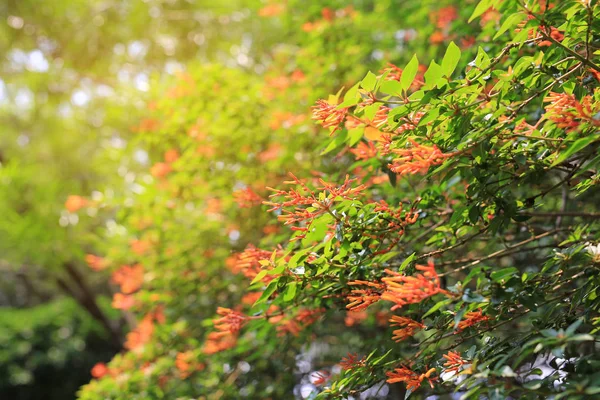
[346,280,385,311]
[442,351,469,375]
[386,366,437,391]
[233,187,263,208]
[203,307,248,354]
[227,245,281,283]
[544,92,599,130]
[456,309,490,332]
[389,316,426,342]
[340,353,367,371]
[276,307,324,336]
[111,264,144,294]
[311,99,348,134]
[389,139,451,176]
[381,261,449,310]
[264,173,365,240]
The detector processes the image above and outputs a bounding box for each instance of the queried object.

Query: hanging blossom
[350,140,378,160]
[276,307,325,336]
[340,353,367,371]
[264,173,366,240]
[442,351,469,375]
[312,99,348,134]
[233,187,262,208]
[389,316,426,342]
[381,261,450,311]
[544,92,599,130]
[346,280,386,311]
[386,366,437,391]
[227,245,283,283]
[456,309,491,332]
[389,139,452,176]
[203,307,252,355]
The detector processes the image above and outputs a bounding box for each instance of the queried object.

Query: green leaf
[441,42,461,77]
[424,60,442,86]
[494,12,526,39]
[283,282,297,302]
[469,0,495,23]
[254,279,279,306]
[398,253,416,272]
[361,71,378,91]
[491,267,518,283]
[251,270,268,285]
[380,79,402,96]
[422,298,452,318]
[401,54,419,92]
[551,136,597,167]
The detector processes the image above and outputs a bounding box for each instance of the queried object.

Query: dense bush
[0,298,117,400]
[77,0,600,399]
[3,0,600,399]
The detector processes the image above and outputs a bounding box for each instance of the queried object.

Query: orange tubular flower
[311,99,348,134]
[386,366,437,391]
[389,316,426,342]
[91,362,109,379]
[229,244,281,283]
[264,173,365,239]
[442,351,468,375]
[276,307,324,337]
[85,254,107,271]
[112,293,135,310]
[213,307,248,337]
[175,351,205,379]
[389,139,451,176]
[544,92,599,130]
[111,264,144,294]
[381,261,449,310]
[233,187,262,208]
[340,353,366,371]
[456,309,490,332]
[346,280,386,311]
[350,141,378,160]
[65,195,88,213]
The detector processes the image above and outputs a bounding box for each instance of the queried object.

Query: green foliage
[3,0,600,399]
[0,298,116,400]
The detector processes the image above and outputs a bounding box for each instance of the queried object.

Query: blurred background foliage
[0,0,475,398]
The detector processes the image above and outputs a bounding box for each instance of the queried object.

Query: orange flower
[386,366,437,391]
[85,254,107,271]
[124,313,155,350]
[345,310,368,327]
[311,99,348,134]
[111,264,144,294]
[213,307,248,336]
[258,3,285,17]
[442,351,468,375]
[150,162,172,179]
[228,244,280,283]
[389,316,426,342]
[456,309,490,332]
[346,280,385,311]
[389,139,451,176]
[350,141,378,160]
[276,308,324,336]
[65,195,88,212]
[381,261,449,310]
[112,293,135,310]
[432,6,457,29]
[340,353,366,371]
[91,362,109,379]
[233,187,262,208]
[164,149,179,163]
[544,92,599,130]
[175,351,205,379]
[130,239,152,256]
